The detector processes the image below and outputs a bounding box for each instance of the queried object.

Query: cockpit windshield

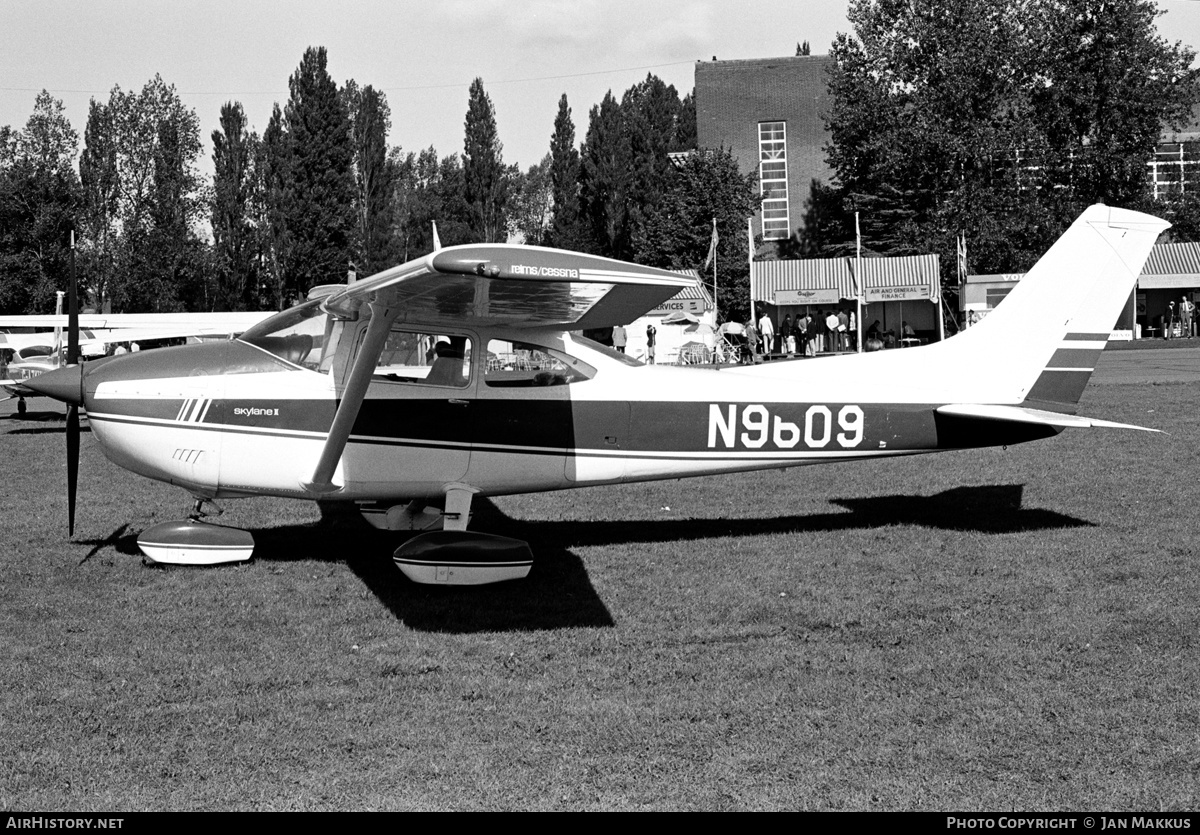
[238,300,344,372]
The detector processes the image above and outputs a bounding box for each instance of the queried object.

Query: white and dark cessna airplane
[24,204,1166,583]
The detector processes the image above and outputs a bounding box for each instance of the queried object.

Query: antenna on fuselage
[432,221,442,252]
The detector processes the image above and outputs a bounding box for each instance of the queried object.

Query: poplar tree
[546,94,587,250]
[280,46,355,298]
[463,77,508,242]
[211,101,258,310]
[345,81,396,274]
[580,91,630,258]
[259,104,292,309]
[79,100,118,310]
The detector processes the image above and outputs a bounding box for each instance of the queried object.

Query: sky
[2,0,1200,177]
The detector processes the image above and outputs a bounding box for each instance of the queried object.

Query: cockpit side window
[372,329,473,388]
[484,339,595,387]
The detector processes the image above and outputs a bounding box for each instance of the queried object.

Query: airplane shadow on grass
[487,483,1093,550]
[7,424,91,436]
[79,483,1091,634]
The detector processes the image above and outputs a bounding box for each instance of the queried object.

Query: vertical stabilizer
[937,205,1168,408]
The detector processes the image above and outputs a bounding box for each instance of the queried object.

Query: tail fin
[946,204,1168,409]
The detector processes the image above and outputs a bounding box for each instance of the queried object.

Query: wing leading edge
[323,244,696,330]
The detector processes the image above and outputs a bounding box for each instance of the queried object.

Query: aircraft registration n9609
[24,205,1168,582]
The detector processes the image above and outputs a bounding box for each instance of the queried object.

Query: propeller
[66,228,79,536]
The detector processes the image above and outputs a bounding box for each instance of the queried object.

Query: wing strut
[302,300,397,494]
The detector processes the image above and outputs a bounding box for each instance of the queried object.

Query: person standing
[612,324,627,354]
[1179,296,1195,338]
[1165,301,1176,339]
[825,310,840,352]
[645,323,656,364]
[758,312,774,357]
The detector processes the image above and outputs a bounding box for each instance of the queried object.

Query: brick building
[695,55,835,244]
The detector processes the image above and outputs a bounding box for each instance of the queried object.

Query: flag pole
[747,217,756,331]
[702,217,719,323]
[855,212,863,353]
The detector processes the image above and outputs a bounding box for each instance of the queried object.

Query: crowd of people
[741,309,921,361]
[745,309,857,360]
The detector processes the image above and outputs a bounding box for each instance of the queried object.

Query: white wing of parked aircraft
[22,205,1168,582]
[1,312,274,412]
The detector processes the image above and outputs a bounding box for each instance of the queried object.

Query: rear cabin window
[484,339,595,387]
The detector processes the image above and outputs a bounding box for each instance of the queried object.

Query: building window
[985,287,1013,309]
[759,121,789,240]
[1149,141,1200,200]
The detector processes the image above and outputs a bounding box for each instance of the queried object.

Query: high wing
[323,244,695,330]
[305,244,694,493]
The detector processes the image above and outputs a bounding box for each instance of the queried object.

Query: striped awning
[1138,242,1200,289]
[752,254,941,304]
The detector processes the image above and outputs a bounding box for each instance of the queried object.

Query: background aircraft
[1,309,272,414]
[24,204,1167,583]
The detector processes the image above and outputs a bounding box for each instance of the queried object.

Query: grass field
[1,375,1197,810]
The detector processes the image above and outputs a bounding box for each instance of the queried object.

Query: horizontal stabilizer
[936,404,1160,433]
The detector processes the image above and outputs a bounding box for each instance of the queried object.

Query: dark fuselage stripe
[87,411,929,462]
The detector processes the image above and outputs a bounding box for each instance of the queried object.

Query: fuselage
[75,306,1047,504]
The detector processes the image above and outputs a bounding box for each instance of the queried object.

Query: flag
[703,217,718,269]
[957,233,967,287]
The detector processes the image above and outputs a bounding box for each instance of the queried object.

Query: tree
[79,99,118,311]
[80,76,205,312]
[211,101,258,310]
[463,78,508,242]
[507,155,552,244]
[580,76,688,260]
[631,148,758,322]
[0,92,81,314]
[258,104,293,309]
[280,46,355,299]
[823,0,1199,283]
[621,75,686,252]
[390,147,473,260]
[580,91,632,258]
[345,81,397,273]
[675,91,697,151]
[545,94,588,250]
